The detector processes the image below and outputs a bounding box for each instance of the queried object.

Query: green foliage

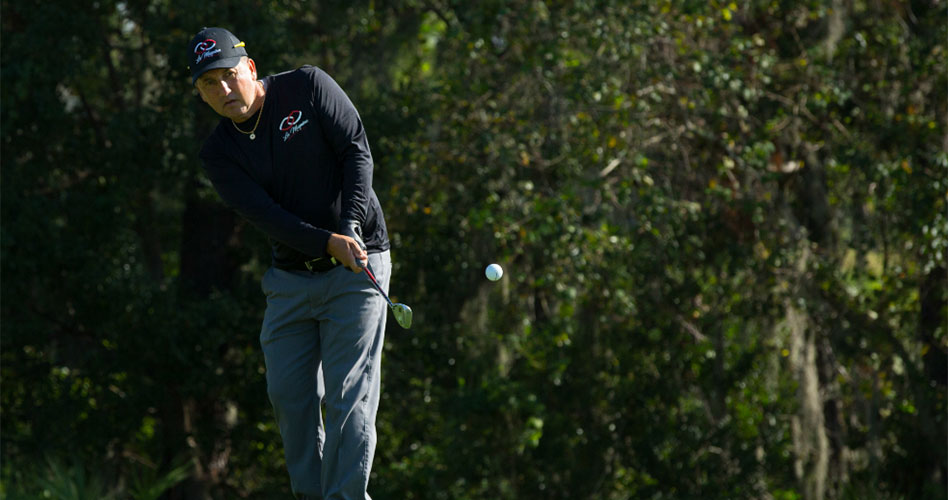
[33,458,112,500]
[2,0,944,499]
[3,455,191,500]
[126,460,192,500]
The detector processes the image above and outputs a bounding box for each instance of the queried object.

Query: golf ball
[485,263,503,281]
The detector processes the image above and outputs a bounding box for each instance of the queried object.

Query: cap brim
[191,56,243,84]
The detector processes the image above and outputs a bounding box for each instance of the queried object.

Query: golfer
[187,27,391,500]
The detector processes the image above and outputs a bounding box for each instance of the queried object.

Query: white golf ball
[485,263,503,281]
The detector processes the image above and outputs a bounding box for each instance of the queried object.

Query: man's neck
[235,81,266,123]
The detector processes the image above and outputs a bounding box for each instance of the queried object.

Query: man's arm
[203,154,368,270]
[202,153,334,257]
[310,68,373,231]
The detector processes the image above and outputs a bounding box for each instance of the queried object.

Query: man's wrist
[340,220,365,250]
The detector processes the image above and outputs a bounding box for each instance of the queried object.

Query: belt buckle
[304,257,337,272]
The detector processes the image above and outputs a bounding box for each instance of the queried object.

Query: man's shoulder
[265,65,334,89]
[286,65,325,77]
[266,65,323,82]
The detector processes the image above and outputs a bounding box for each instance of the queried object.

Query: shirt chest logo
[279,110,310,142]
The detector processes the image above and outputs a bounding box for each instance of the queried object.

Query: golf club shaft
[362,262,395,308]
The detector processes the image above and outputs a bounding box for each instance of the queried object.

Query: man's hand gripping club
[327,220,368,273]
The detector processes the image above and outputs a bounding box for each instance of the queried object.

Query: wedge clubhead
[362,262,412,329]
[389,302,413,329]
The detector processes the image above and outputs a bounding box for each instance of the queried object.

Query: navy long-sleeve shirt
[199,66,389,269]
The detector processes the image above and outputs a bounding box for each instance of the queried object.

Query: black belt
[282,257,340,273]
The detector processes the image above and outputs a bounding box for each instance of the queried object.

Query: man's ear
[246,57,257,79]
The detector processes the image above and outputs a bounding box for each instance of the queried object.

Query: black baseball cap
[187,27,248,84]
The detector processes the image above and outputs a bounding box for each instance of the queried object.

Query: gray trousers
[260,251,390,500]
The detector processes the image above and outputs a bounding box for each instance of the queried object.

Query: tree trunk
[787,300,829,500]
[786,247,829,500]
[164,179,244,499]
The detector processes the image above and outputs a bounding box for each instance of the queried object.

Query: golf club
[362,261,412,329]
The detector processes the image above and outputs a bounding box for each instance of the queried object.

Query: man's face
[195,58,260,121]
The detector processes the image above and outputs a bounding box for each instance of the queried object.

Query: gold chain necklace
[231,85,265,140]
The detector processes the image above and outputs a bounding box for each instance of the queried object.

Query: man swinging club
[187,27,391,500]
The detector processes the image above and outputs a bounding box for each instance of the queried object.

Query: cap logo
[194,39,221,64]
[280,110,310,142]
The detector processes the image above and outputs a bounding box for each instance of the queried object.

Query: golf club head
[360,261,412,329]
[391,303,412,329]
